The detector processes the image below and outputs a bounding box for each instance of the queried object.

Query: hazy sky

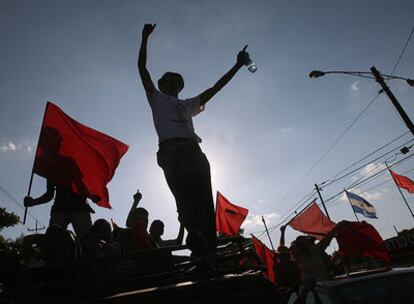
[1,0,414,249]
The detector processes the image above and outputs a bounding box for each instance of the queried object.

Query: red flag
[33,102,128,209]
[252,236,276,284]
[336,221,390,262]
[390,169,414,193]
[289,202,336,240]
[216,192,248,236]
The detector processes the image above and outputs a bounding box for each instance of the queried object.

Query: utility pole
[371,66,414,138]
[315,184,331,220]
[27,220,45,235]
[261,216,275,251]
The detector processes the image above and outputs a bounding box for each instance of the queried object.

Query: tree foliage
[0,207,22,260]
[0,207,20,230]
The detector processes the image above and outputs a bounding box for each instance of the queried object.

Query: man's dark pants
[157,138,216,256]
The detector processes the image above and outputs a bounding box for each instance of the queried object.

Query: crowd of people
[23,190,185,267]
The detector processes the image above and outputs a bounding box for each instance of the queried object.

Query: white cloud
[338,191,348,202]
[363,190,383,201]
[242,212,280,230]
[356,162,386,180]
[350,81,360,92]
[349,188,383,201]
[0,141,34,154]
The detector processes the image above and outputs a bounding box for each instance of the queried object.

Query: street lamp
[309,66,414,137]
[309,69,414,86]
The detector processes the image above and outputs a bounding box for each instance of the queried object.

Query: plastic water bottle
[245,58,257,73]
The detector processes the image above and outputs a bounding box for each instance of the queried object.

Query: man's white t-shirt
[146,89,204,144]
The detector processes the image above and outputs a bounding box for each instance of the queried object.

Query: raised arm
[138,24,156,93]
[126,190,142,228]
[24,181,55,207]
[279,225,287,248]
[318,220,349,252]
[198,45,250,106]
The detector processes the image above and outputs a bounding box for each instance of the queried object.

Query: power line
[0,183,46,227]
[261,24,414,242]
[276,92,382,209]
[255,191,317,239]
[324,152,414,206]
[321,132,411,187]
[347,161,386,189]
[256,136,413,240]
[258,153,414,241]
[257,139,412,238]
[362,166,414,193]
[269,191,315,228]
[390,24,414,76]
[327,166,414,210]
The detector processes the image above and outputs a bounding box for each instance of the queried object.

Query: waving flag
[289,202,336,240]
[33,102,129,209]
[389,169,414,193]
[345,190,377,219]
[336,221,389,262]
[252,236,276,284]
[216,191,248,236]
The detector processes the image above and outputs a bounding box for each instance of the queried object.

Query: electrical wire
[324,152,414,207]
[390,24,414,76]
[252,188,318,239]
[321,132,411,188]
[0,183,46,227]
[326,165,414,210]
[258,24,414,243]
[276,91,382,211]
[255,139,413,239]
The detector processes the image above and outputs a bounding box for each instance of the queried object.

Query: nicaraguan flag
[345,190,378,219]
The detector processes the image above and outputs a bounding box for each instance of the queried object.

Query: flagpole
[386,162,414,222]
[293,210,305,232]
[261,216,275,251]
[286,200,316,237]
[289,200,316,223]
[315,183,331,220]
[344,189,360,222]
[23,102,50,225]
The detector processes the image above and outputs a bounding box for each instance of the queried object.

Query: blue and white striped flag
[345,190,378,219]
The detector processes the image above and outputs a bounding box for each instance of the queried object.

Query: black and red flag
[31,102,128,209]
[216,191,248,236]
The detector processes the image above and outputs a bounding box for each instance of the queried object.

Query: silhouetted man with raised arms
[138,23,250,258]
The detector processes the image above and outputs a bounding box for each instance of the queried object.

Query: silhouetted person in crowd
[82,219,120,260]
[149,219,185,248]
[24,127,95,238]
[43,225,82,265]
[138,23,250,257]
[274,225,300,289]
[290,221,347,303]
[115,190,153,252]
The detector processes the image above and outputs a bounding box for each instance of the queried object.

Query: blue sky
[1,0,414,250]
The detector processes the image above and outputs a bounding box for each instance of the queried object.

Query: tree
[0,207,19,230]
[0,207,23,259]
